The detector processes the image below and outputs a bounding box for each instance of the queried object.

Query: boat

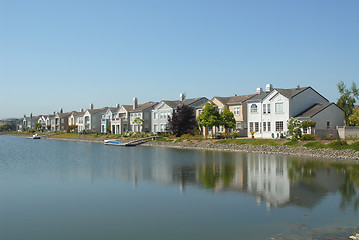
[104,139,121,145]
[32,134,41,139]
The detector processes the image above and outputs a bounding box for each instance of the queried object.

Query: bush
[300,134,317,141]
[327,139,349,150]
[231,131,240,138]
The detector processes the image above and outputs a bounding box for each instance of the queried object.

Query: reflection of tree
[198,161,235,189]
[289,160,359,211]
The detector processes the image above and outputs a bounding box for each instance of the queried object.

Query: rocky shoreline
[142,141,359,162]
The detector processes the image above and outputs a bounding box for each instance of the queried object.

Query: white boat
[32,134,41,139]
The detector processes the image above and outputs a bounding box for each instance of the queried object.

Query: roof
[213,94,255,105]
[70,111,85,117]
[246,92,271,101]
[57,112,72,118]
[162,97,207,109]
[275,87,310,99]
[87,107,107,115]
[295,102,339,118]
[132,101,158,112]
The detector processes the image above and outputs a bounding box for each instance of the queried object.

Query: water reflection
[0,136,358,212]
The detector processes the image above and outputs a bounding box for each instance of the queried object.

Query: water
[0,136,358,240]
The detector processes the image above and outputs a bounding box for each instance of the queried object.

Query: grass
[303,141,327,149]
[284,140,300,147]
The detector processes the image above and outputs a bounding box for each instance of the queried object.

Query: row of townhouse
[18,84,344,138]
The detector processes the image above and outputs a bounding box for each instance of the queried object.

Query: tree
[132,117,144,132]
[168,104,197,137]
[349,108,359,126]
[198,103,221,137]
[337,81,359,125]
[0,124,13,131]
[300,120,316,134]
[220,106,236,132]
[34,123,42,131]
[287,118,302,139]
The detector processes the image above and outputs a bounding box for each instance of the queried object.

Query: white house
[247,85,329,138]
[151,94,208,133]
[101,106,119,133]
[78,104,107,133]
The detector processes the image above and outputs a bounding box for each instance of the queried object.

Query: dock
[104,136,160,146]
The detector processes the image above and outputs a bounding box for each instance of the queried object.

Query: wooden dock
[104,136,160,147]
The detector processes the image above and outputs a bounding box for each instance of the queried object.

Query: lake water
[0,136,358,240]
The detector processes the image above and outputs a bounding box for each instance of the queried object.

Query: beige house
[196,94,254,137]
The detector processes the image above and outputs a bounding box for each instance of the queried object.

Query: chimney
[265,84,273,92]
[116,104,120,108]
[30,113,33,119]
[24,114,26,118]
[179,93,185,101]
[90,103,94,110]
[53,111,55,115]
[80,108,84,112]
[256,88,263,94]
[60,108,63,113]
[133,98,138,109]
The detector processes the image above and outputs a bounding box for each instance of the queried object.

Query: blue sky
[0,0,358,119]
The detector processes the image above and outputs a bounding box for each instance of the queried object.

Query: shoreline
[6,134,358,162]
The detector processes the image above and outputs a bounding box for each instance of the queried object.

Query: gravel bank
[142,141,359,162]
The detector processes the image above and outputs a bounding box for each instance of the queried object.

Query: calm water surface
[0,136,358,240]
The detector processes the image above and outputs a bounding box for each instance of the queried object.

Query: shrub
[284,140,299,146]
[231,131,240,138]
[327,139,349,150]
[300,134,317,141]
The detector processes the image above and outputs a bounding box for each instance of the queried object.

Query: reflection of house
[152,94,207,132]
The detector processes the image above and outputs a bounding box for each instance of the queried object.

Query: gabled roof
[213,94,255,106]
[87,107,107,115]
[57,112,72,118]
[246,92,271,102]
[275,87,310,99]
[295,102,341,118]
[131,101,158,112]
[161,97,207,109]
[70,111,85,117]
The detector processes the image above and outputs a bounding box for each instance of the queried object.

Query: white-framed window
[275,121,283,132]
[61,119,64,124]
[263,122,266,131]
[275,103,283,113]
[236,122,242,129]
[267,122,271,131]
[154,124,158,132]
[263,104,266,114]
[154,112,158,119]
[267,104,271,113]
[255,122,259,132]
[234,107,240,115]
[251,104,258,113]
[160,112,164,119]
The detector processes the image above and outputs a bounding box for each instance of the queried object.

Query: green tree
[220,106,236,132]
[132,117,144,132]
[337,81,359,125]
[0,124,13,131]
[168,104,196,137]
[198,103,221,136]
[349,108,359,126]
[34,123,42,131]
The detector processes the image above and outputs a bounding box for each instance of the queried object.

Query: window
[249,122,254,132]
[61,119,64,124]
[160,112,164,119]
[234,107,240,115]
[275,103,283,113]
[267,122,271,131]
[251,104,258,113]
[236,122,242,129]
[160,124,166,132]
[263,104,266,114]
[263,122,266,131]
[275,121,283,132]
[154,113,158,119]
[255,122,259,132]
[267,104,271,113]
[154,124,158,132]
[327,121,330,129]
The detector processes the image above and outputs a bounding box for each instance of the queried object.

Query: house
[247,84,330,138]
[210,94,255,136]
[101,106,120,133]
[151,94,208,133]
[68,111,85,132]
[81,105,107,133]
[20,113,40,131]
[111,99,158,134]
[295,102,344,133]
[54,110,72,132]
